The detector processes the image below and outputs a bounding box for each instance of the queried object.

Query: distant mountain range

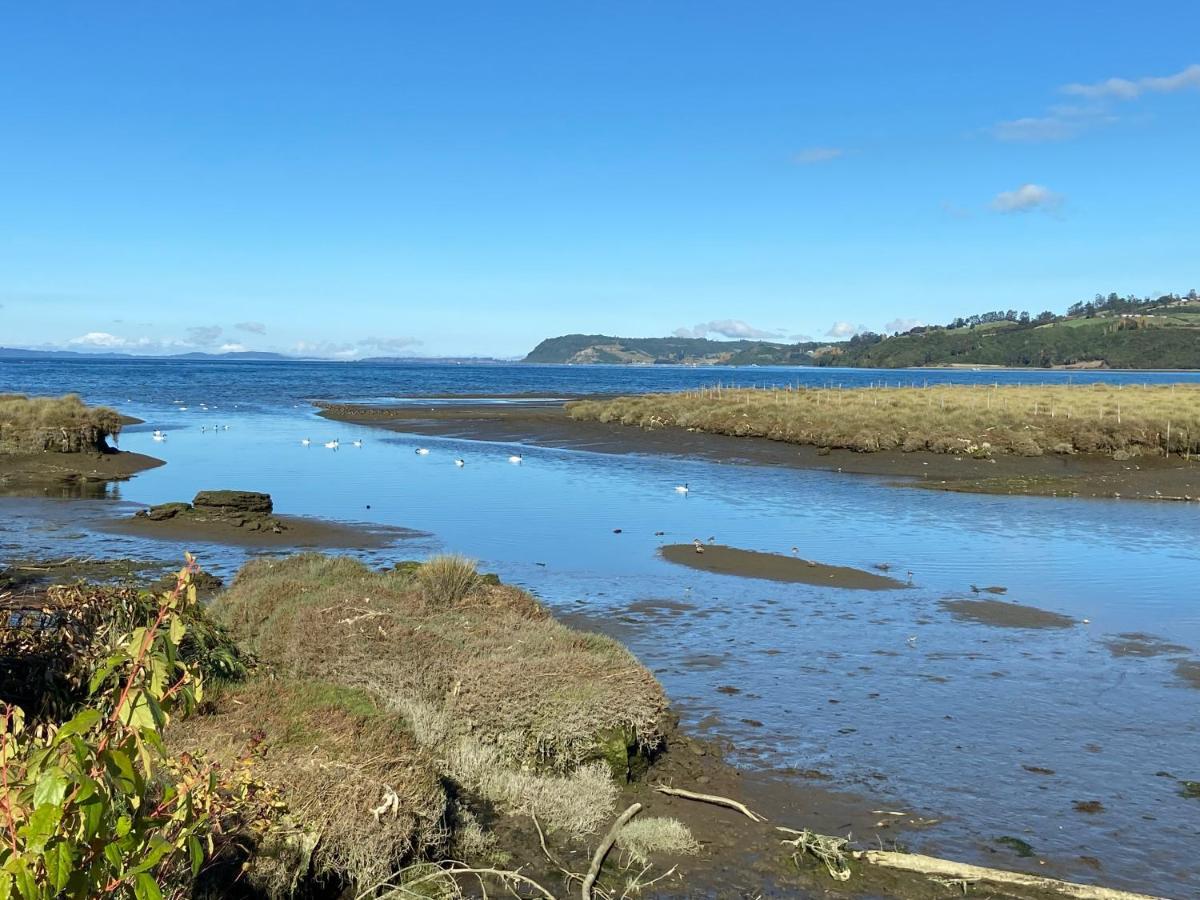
[0,347,511,364]
[523,294,1200,369]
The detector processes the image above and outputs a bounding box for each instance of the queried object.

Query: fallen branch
[581,802,642,900]
[653,785,766,822]
[854,850,1163,900]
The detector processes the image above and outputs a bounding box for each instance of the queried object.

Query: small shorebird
[351,439,363,448]
[508,454,523,463]
[324,439,339,450]
[692,538,705,554]
[301,438,311,446]
[415,447,430,455]
[675,483,690,494]
[454,458,465,467]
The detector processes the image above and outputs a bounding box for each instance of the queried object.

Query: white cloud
[989,101,1121,143]
[990,64,1199,143]
[825,321,866,338]
[357,336,423,355]
[788,333,814,343]
[218,343,247,353]
[1062,63,1200,100]
[68,332,140,349]
[991,183,1063,214]
[185,325,223,346]
[673,320,783,340]
[792,147,845,165]
[235,321,267,335]
[884,317,924,334]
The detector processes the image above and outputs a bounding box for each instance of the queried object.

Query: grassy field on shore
[568,383,1200,458]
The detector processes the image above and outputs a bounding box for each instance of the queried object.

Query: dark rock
[137,502,192,521]
[193,490,273,514]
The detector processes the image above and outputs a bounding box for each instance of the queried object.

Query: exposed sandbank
[660,543,907,589]
[316,399,1200,502]
[105,510,416,549]
[0,449,164,494]
[940,598,1075,629]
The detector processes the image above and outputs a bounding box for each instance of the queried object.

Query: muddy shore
[0,448,164,495]
[316,400,1200,501]
[104,509,416,549]
[661,543,906,589]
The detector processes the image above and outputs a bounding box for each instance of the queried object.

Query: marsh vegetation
[569,383,1200,459]
[0,393,125,454]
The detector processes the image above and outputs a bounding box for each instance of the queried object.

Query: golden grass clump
[0,393,125,454]
[213,553,668,794]
[568,383,1200,458]
[617,816,700,864]
[414,553,482,604]
[172,678,448,897]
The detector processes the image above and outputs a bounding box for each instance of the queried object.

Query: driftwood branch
[653,785,766,822]
[581,802,642,900]
[854,850,1163,900]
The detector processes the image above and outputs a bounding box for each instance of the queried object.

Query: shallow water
[3,361,1199,895]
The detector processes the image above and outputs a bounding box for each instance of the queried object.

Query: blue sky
[1,2,1197,358]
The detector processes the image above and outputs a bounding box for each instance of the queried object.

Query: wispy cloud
[792,147,845,165]
[185,325,223,346]
[235,321,267,335]
[991,183,1063,214]
[990,63,1198,142]
[1062,63,1200,100]
[673,320,784,340]
[357,336,423,355]
[825,321,866,338]
[884,317,924,334]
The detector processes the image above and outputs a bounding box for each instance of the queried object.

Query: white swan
[301,438,311,446]
[454,458,465,467]
[324,439,339,450]
[152,430,167,442]
[674,483,690,494]
[508,454,523,463]
[415,447,430,455]
[351,439,363,448]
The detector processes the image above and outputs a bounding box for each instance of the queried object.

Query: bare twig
[653,785,766,822]
[581,802,642,900]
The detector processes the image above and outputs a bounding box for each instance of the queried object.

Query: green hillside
[524,293,1200,369]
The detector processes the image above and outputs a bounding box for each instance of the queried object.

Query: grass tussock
[212,554,668,830]
[617,817,700,865]
[0,393,124,454]
[568,383,1200,458]
[173,679,449,897]
[414,553,482,605]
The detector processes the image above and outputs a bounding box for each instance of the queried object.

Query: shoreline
[0,448,164,495]
[316,399,1200,502]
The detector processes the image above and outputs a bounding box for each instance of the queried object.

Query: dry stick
[581,802,642,900]
[653,785,766,822]
[853,850,1160,900]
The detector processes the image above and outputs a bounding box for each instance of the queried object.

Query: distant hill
[524,293,1200,369]
[523,334,823,366]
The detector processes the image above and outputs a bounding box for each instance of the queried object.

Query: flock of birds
[297,438,533,469]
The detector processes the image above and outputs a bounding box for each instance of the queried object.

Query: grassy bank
[0,393,124,454]
[568,383,1200,458]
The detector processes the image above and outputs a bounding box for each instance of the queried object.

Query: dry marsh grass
[617,817,700,865]
[213,554,668,832]
[173,678,448,897]
[0,393,124,454]
[568,383,1200,458]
